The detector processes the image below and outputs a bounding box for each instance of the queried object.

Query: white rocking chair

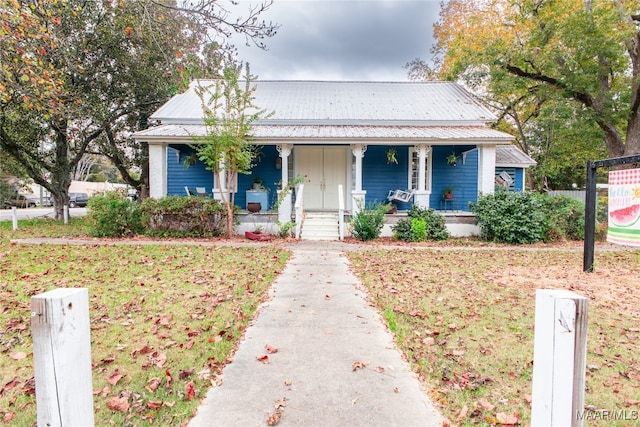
[387,189,415,203]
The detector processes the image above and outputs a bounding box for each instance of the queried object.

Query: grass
[0,218,290,425]
[347,248,640,426]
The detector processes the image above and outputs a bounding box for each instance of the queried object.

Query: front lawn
[347,248,640,426]
[0,222,289,425]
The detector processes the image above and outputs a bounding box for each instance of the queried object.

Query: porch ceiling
[135,124,513,144]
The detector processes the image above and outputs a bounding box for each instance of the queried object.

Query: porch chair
[195,187,207,197]
[184,186,192,196]
[387,189,415,203]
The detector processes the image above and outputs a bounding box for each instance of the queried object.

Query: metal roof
[496,145,537,167]
[135,124,514,144]
[150,80,498,125]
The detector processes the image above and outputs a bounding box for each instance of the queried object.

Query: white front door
[296,146,347,210]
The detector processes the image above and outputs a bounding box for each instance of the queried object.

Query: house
[134,80,535,238]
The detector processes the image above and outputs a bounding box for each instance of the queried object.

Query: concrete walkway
[188,241,443,427]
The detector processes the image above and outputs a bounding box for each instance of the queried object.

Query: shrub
[470,190,547,244]
[538,195,585,241]
[87,191,143,237]
[140,196,229,237]
[351,202,388,241]
[392,205,449,242]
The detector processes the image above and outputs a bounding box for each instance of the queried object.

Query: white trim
[149,143,167,198]
[408,146,432,192]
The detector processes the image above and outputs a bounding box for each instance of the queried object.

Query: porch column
[276,144,293,224]
[212,160,227,201]
[478,144,496,195]
[414,144,431,208]
[148,142,167,199]
[351,144,367,214]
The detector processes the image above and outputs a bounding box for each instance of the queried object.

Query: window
[409,147,431,191]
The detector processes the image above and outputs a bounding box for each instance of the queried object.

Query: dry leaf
[496,412,520,424]
[10,352,26,360]
[185,381,195,401]
[266,408,283,425]
[106,395,130,413]
[106,369,124,386]
[146,377,161,392]
[265,344,278,354]
[257,354,270,363]
[352,361,369,371]
[478,397,495,411]
[147,400,163,409]
[457,405,468,419]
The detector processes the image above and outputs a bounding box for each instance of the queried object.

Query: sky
[230,0,442,81]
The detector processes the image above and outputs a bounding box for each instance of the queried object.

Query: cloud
[231,0,441,81]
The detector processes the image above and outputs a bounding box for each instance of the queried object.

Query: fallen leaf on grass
[10,352,26,360]
[457,405,468,419]
[496,412,520,425]
[3,413,15,422]
[478,397,495,411]
[106,395,130,413]
[146,378,161,393]
[185,381,195,401]
[106,369,124,386]
[147,400,163,409]
[165,370,173,388]
[423,337,435,346]
[265,344,278,354]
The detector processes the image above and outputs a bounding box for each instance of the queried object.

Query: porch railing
[338,184,345,241]
[294,184,304,239]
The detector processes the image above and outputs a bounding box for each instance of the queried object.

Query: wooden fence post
[31,288,94,426]
[531,289,588,427]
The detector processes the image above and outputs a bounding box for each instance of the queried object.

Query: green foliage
[392,205,449,242]
[1,0,276,216]
[471,191,588,243]
[410,218,427,241]
[470,190,547,244]
[140,196,229,237]
[87,191,143,237]
[351,202,388,241]
[191,63,271,237]
[539,195,585,241]
[277,221,296,238]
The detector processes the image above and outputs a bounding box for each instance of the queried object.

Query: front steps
[300,212,340,241]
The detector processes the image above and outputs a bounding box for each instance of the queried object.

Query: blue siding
[241,145,281,209]
[360,144,480,211]
[515,168,524,191]
[362,146,412,209]
[167,146,213,196]
[430,146,478,211]
[167,145,280,210]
